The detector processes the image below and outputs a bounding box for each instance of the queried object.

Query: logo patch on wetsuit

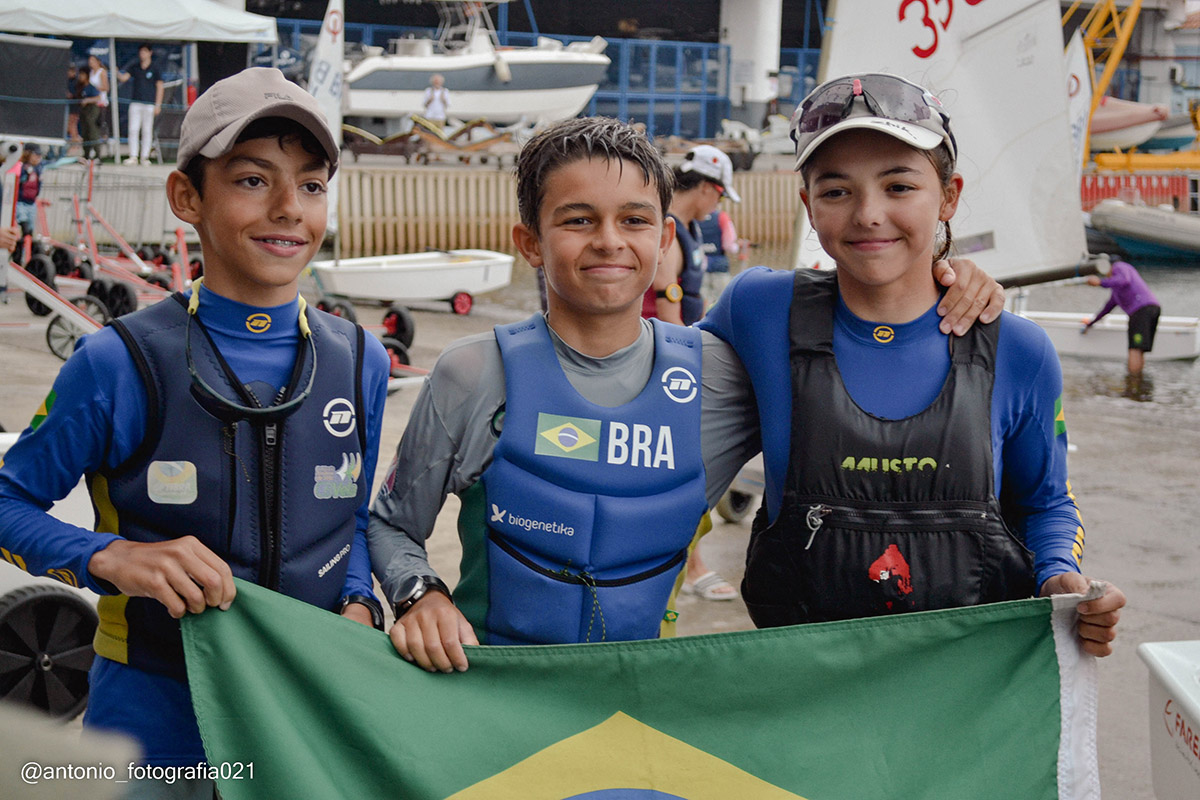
[535,413,600,461]
[245,313,272,333]
[1054,396,1067,437]
[147,460,198,505]
[872,326,895,344]
[322,398,357,438]
[660,367,698,403]
[313,453,361,499]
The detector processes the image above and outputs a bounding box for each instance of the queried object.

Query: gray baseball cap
[176,67,339,176]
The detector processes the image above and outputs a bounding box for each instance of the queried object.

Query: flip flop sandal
[681,571,739,601]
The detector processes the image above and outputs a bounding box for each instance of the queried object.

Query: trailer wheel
[317,298,357,323]
[23,254,57,317]
[46,295,110,361]
[145,272,172,290]
[715,490,755,523]
[106,282,138,318]
[382,305,416,349]
[0,584,98,720]
[379,336,411,378]
[87,277,112,309]
[69,259,94,281]
[50,247,73,276]
[450,291,473,315]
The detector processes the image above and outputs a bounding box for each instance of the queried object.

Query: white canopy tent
[0,0,278,157]
[0,0,278,44]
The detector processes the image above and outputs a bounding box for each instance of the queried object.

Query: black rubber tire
[381,304,416,349]
[23,254,57,317]
[106,282,138,318]
[0,584,98,720]
[70,259,94,282]
[145,272,172,290]
[715,490,755,523]
[379,336,411,378]
[318,298,358,324]
[46,295,110,361]
[50,247,73,276]
[87,277,112,309]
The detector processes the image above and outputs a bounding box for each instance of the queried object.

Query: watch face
[397,575,425,603]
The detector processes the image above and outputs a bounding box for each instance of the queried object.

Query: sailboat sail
[818,0,1087,283]
[1065,28,1093,187]
[307,0,344,238]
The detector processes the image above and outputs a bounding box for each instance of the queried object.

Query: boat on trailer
[343,1,610,134]
[307,248,514,315]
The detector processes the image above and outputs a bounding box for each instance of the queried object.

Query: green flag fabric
[182,579,1099,799]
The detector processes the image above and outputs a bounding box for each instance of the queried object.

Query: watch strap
[340,594,385,631]
[394,575,452,619]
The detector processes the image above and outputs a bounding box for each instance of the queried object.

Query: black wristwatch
[339,594,385,631]
[393,574,452,619]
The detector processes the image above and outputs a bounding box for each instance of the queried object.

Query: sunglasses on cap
[791,73,957,163]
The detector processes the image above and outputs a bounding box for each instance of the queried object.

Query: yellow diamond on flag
[447,712,807,800]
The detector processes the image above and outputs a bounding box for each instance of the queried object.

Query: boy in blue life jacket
[0,67,390,797]
[367,116,1005,673]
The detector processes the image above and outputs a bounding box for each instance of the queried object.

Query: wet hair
[800,139,958,263]
[182,117,330,198]
[516,116,674,234]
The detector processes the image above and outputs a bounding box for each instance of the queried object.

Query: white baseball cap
[790,73,956,172]
[679,144,741,203]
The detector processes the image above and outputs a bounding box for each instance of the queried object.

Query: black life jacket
[741,270,1035,628]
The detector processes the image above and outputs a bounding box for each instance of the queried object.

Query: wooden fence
[337,164,802,258]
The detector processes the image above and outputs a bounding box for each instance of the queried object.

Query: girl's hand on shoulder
[933,258,1005,335]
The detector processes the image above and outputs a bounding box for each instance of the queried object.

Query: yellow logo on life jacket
[873,326,895,344]
[246,313,272,333]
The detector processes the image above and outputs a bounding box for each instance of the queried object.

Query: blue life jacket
[670,213,707,325]
[697,213,729,273]
[742,270,1035,627]
[91,294,369,679]
[456,315,706,645]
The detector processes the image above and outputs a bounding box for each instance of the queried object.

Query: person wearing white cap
[639,144,742,598]
[644,144,740,329]
[697,72,1125,653]
[0,67,391,795]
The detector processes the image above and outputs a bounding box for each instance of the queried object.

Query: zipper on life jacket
[798,500,997,551]
[487,530,687,587]
[246,383,287,592]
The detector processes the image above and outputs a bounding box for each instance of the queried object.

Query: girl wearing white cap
[698,73,1125,655]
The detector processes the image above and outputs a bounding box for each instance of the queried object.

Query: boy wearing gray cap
[0,67,390,796]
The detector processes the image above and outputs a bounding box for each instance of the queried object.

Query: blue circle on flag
[557,426,580,448]
[565,792,687,800]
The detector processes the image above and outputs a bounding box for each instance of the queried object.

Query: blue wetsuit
[0,287,389,764]
[697,267,1083,590]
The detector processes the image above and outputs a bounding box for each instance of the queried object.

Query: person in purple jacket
[1084,260,1161,376]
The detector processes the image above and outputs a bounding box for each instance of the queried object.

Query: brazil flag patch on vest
[535,413,600,461]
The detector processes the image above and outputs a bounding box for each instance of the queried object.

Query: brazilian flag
[182,580,1100,799]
